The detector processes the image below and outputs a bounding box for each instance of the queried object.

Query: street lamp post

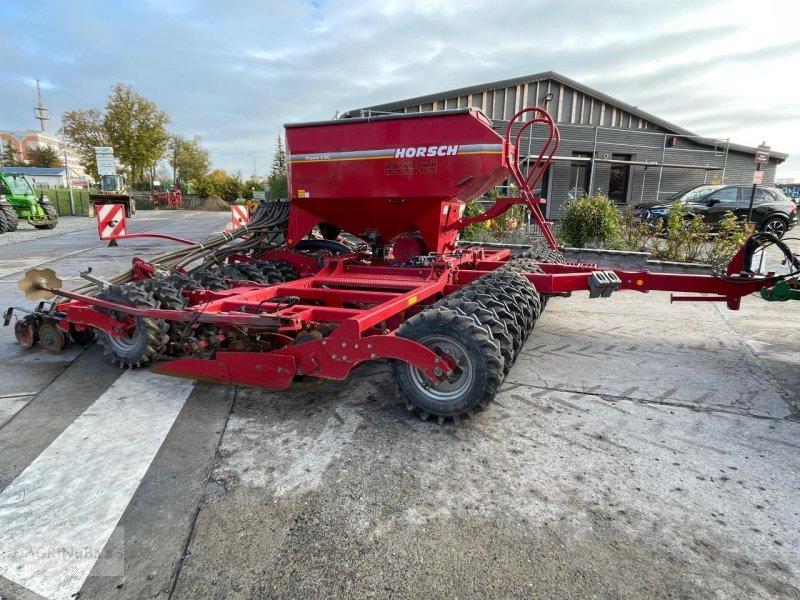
[244,153,256,180]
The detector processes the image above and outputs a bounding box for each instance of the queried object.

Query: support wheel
[38,323,66,354]
[14,318,38,349]
[392,308,503,422]
[95,285,166,368]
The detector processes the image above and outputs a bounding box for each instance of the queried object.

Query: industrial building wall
[497,119,777,218]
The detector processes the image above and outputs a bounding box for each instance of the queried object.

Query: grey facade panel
[496,119,780,219]
[353,73,788,220]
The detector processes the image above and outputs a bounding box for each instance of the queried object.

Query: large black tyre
[217,263,269,284]
[392,308,504,421]
[453,288,524,360]
[165,272,203,291]
[522,243,564,264]
[468,278,535,336]
[269,259,299,281]
[436,296,514,377]
[484,271,542,329]
[250,260,286,283]
[33,204,58,230]
[95,285,167,368]
[0,204,18,232]
[500,258,544,274]
[138,279,188,354]
[499,259,551,311]
[0,208,8,234]
[187,270,229,291]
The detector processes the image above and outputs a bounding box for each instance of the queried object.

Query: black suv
[636,184,797,238]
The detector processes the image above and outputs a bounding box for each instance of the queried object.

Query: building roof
[1,167,66,176]
[355,70,788,161]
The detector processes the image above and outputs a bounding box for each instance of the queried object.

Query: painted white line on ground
[0,370,194,600]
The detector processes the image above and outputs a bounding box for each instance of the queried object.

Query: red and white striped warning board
[96,204,127,240]
[224,205,250,232]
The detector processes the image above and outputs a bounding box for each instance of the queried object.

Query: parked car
[635,184,797,238]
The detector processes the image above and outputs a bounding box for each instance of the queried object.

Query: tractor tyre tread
[392,308,504,421]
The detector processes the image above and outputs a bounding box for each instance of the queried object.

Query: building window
[568,152,592,199]
[608,154,631,203]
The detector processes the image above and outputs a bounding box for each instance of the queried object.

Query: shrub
[706,211,748,269]
[558,194,622,248]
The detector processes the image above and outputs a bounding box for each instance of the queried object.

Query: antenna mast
[33,78,50,133]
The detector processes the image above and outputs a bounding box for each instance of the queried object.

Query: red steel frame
[35,106,783,389]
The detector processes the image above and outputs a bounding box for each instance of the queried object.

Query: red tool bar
[455,267,776,304]
[335,274,449,337]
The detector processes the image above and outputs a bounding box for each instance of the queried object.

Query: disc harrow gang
[4,105,792,424]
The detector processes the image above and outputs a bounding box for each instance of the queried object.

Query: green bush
[640,204,746,265]
[558,194,622,248]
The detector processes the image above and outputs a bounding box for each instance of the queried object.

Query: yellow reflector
[408,295,418,306]
[636,279,644,286]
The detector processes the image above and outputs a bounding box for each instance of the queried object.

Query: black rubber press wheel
[392,308,503,422]
[95,285,166,368]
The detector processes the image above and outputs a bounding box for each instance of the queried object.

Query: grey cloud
[2,0,798,177]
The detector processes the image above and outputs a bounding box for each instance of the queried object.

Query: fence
[39,189,92,216]
[35,190,206,216]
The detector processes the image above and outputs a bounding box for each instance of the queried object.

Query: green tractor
[0,171,58,232]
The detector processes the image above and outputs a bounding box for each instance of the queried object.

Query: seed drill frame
[5,107,790,421]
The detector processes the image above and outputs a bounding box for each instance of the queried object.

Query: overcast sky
[1,0,799,180]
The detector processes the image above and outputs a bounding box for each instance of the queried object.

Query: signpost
[94,146,116,177]
[747,143,770,224]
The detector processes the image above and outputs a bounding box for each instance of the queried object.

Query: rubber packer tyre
[500,258,544,274]
[187,270,229,291]
[503,258,550,310]
[469,278,535,337]
[0,204,18,232]
[483,271,541,326]
[138,279,188,354]
[95,285,166,368]
[250,260,286,283]
[216,263,269,284]
[436,296,514,378]
[522,243,565,264]
[453,289,524,360]
[393,308,504,422]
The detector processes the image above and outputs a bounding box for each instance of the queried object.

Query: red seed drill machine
[6,107,798,423]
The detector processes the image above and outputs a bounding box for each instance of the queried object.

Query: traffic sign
[93,146,114,155]
[96,156,116,176]
[755,144,770,164]
[752,171,764,184]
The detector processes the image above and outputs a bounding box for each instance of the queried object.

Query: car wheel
[761,216,788,239]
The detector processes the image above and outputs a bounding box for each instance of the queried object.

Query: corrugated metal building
[348,71,788,219]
